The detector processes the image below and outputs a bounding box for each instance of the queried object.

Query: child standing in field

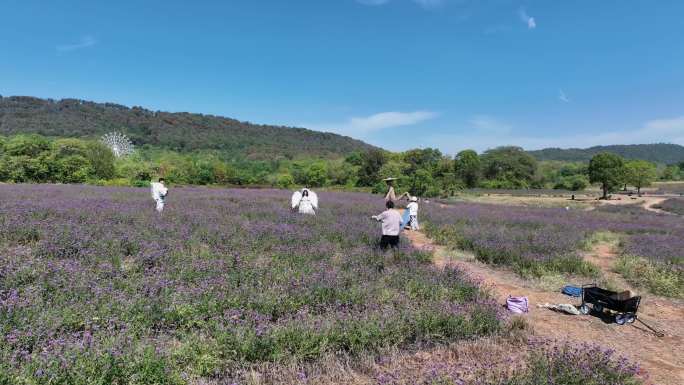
[372,200,402,250]
[406,196,419,230]
[151,178,168,213]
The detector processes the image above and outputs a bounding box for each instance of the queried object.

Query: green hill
[0,96,375,160]
[528,144,684,164]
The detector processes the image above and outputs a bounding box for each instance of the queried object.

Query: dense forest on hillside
[0,96,374,160]
[529,143,684,164]
[2,95,683,195]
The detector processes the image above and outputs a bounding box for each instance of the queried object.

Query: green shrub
[276,173,295,189]
[615,255,684,298]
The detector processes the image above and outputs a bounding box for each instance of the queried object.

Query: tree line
[1,134,682,195]
[0,135,115,183]
[588,152,666,199]
[351,147,680,197]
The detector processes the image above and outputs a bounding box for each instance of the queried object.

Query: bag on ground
[506,296,529,313]
[561,285,583,297]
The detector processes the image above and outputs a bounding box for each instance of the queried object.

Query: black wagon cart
[578,284,641,325]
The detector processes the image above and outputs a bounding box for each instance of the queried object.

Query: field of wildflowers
[653,197,684,215]
[423,201,683,296]
[400,339,642,385]
[654,182,684,195]
[0,185,502,384]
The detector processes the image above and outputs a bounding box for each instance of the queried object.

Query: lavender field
[0,185,502,384]
[422,201,683,296]
[653,197,684,215]
[654,182,684,195]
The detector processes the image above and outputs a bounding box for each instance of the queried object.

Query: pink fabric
[506,296,529,314]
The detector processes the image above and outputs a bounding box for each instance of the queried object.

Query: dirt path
[642,197,670,214]
[403,230,684,385]
[599,195,672,214]
[582,243,631,287]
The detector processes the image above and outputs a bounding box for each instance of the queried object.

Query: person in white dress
[291,188,318,215]
[150,178,169,213]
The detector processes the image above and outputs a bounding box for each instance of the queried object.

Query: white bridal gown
[151,182,168,212]
[291,189,318,215]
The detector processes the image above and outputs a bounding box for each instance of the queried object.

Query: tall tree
[454,149,481,188]
[625,160,657,196]
[403,148,442,173]
[303,162,329,187]
[588,152,625,199]
[357,149,386,187]
[480,146,537,188]
[661,165,681,181]
[403,148,442,193]
[85,142,116,180]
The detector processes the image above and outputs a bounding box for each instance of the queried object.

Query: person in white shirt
[371,200,402,249]
[406,196,419,231]
[291,188,318,215]
[150,178,168,213]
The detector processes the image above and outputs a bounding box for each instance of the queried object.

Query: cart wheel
[594,303,603,313]
[626,313,636,324]
[615,314,626,325]
[579,304,589,315]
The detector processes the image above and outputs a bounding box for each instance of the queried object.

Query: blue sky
[1,0,683,154]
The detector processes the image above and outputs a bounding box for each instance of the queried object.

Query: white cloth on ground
[537,303,581,315]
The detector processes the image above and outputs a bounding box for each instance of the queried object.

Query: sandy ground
[451,192,681,216]
[598,194,672,214]
[447,194,597,209]
[402,229,684,385]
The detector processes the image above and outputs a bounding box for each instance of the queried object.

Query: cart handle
[636,318,665,338]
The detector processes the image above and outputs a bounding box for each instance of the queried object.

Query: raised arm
[397,192,411,200]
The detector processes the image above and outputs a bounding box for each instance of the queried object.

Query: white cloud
[642,116,684,139]
[308,110,438,138]
[419,115,684,154]
[518,8,536,29]
[56,36,97,52]
[558,89,570,103]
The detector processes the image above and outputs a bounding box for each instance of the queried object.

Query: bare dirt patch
[598,194,675,215]
[447,193,596,209]
[451,191,683,216]
[403,229,684,385]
